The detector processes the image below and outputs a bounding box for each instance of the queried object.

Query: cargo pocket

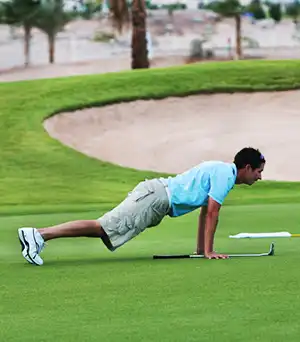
[130,188,155,203]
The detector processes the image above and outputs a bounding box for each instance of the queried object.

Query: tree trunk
[168,7,174,23]
[235,14,242,59]
[131,0,149,69]
[24,24,31,67]
[48,34,55,64]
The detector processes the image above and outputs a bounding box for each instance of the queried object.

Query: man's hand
[204,251,229,259]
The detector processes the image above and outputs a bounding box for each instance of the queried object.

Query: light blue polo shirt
[161,161,237,217]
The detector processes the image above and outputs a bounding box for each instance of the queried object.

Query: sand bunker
[44,90,300,181]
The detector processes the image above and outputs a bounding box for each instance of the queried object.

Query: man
[18,147,265,265]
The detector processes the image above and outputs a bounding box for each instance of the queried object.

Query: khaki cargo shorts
[97,178,170,251]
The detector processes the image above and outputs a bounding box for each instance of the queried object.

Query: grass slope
[0,59,300,215]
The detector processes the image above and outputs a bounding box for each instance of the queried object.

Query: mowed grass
[1,59,300,341]
[1,203,300,342]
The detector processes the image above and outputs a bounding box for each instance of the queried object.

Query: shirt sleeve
[208,167,234,205]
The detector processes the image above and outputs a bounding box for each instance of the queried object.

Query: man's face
[243,163,265,185]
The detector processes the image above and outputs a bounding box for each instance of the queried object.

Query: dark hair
[233,147,265,169]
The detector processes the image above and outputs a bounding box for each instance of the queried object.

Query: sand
[43,90,300,182]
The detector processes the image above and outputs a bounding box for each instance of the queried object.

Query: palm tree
[130,0,149,68]
[207,0,244,59]
[33,0,73,64]
[286,0,300,24]
[1,0,41,66]
[109,0,149,69]
[0,4,5,23]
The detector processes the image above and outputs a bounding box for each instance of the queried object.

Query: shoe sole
[18,229,42,266]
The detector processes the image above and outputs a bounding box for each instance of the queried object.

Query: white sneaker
[18,227,45,266]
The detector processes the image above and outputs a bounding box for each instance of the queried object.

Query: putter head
[268,242,275,256]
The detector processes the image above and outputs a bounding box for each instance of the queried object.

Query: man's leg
[18,220,113,266]
[39,220,102,239]
[38,220,113,249]
[38,220,113,248]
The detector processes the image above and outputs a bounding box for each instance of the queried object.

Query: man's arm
[196,206,207,254]
[204,197,228,259]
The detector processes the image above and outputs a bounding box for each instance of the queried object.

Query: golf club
[153,242,275,259]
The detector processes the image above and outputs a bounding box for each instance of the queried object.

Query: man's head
[234,147,265,185]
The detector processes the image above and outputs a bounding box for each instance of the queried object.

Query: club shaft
[153,253,269,259]
[153,255,192,259]
[153,243,274,259]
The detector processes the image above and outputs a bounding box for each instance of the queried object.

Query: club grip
[153,254,190,259]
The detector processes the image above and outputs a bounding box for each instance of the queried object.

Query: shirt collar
[232,163,237,179]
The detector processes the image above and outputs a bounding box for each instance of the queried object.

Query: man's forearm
[204,213,219,255]
[196,207,207,252]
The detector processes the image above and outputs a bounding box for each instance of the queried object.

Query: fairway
[1,204,300,341]
[1,60,300,341]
